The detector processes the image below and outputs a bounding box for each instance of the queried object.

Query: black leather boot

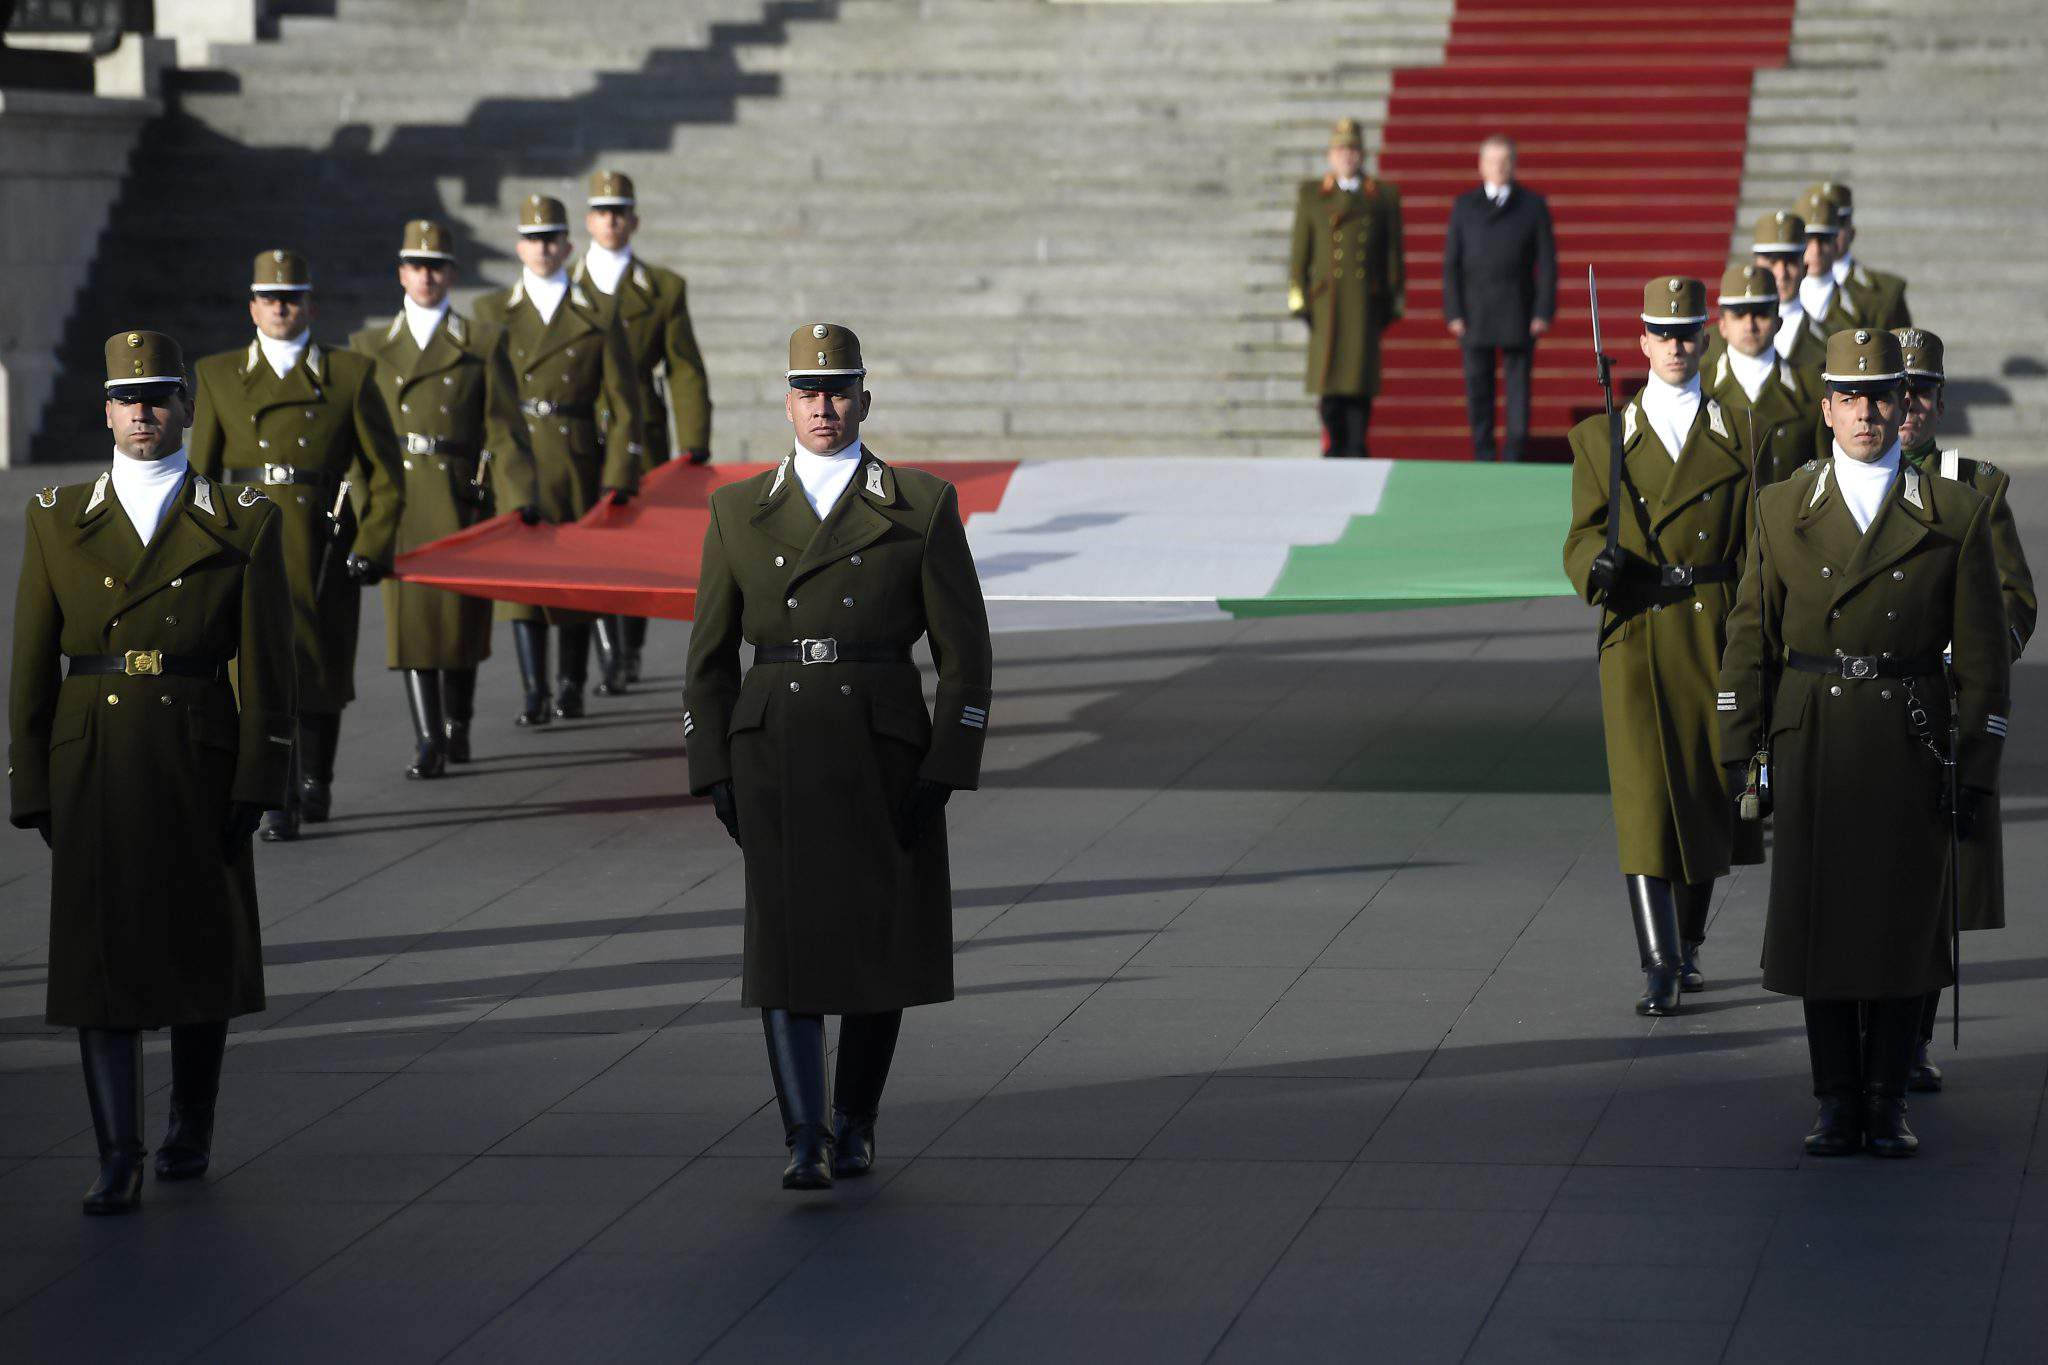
[1909,991,1944,1093]
[156,1021,227,1181]
[1802,1000,1864,1157]
[443,668,476,763]
[831,1010,902,1178]
[298,712,340,822]
[554,624,591,719]
[763,1009,833,1189]
[79,1028,144,1214]
[259,737,302,842]
[1625,875,1683,1016]
[622,616,648,684]
[1863,997,1921,1157]
[592,617,629,697]
[511,621,552,727]
[1674,880,1712,992]
[403,670,448,779]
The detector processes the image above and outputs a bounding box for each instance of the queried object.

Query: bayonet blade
[1588,265,1603,358]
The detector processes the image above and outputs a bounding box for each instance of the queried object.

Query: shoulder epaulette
[35,486,58,509]
[237,486,270,506]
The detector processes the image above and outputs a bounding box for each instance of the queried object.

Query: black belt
[752,639,910,666]
[1786,649,1944,681]
[225,464,339,488]
[1657,562,1738,588]
[67,651,227,681]
[519,399,593,420]
[401,433,475,459]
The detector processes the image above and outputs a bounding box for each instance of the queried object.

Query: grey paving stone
[927,1075,1206,1160]
[879,1157,1127,1208]
[1489,1262,1755,1323]
[1326,1162,1569,1212]
[1464,1317,1734,1364]
[1140,1076,1402,1162]
[1738,1213,2009,1326]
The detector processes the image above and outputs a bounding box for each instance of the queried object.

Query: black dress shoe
[831,1111,876,1178]
[553,683,586,720]
[1636,967,1681,1017]
[444,720,473,763]
[622,649,643,685]
[257,806,299,842]
[1864,1093,1919,1157]
[515,693,552,727]
[1907,1039,1943,1093]
[154,1105,215,1181]
[783,1123,835,1190]
[1679,941,1706,993]
[1803,1098,1862,1157]
[298,778,332,823]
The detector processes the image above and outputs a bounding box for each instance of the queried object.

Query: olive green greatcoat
[1288,176,1406,397]
[572,252,712,467]
[9,471,295,1027]
[684,449,993,1013]
[472,278,643,625]
[188,339,405,713]
[1720,459,2009,999]
[1712,309,1828,380]
[1563,386,1765,883]
[1704,347,1824,489]
[1910,447,2037,931]
[349,309,528,669]
[1840,259,1912,332]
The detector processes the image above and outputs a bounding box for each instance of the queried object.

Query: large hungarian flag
[394,456,1575,625]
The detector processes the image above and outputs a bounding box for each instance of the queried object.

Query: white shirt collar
[402,296,448,352]
[1832,252,1854,285]
[1336,176,1361,193]
[1797,271,1837,322]
[1726,344,1779,403]
[1831,440,1902,533]
[1483,181,1510,205]
[256,329,309,380]
[1639,372,1702,461]
[522,268,569,323]
[109,446,190,544]
[790,438,864,519]
[582,242,632,295]
[1778,296,1803,325]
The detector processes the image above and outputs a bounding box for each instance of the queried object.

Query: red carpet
[1373,0,1796,460]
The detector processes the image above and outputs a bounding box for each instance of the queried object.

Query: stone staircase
[33,0,1460,464]
[1732,0,2048,467]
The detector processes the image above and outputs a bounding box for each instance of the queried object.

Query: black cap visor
[788,373,864,394]
[107,382,185,406]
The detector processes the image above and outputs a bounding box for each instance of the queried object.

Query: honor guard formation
[2,120,2029,1221]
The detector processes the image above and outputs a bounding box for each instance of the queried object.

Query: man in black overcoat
[1442,134,1557,462]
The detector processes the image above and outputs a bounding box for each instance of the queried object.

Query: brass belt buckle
[799,638,839,665]
[403,432,437,455]
[123,649,164,677]
[264,463,293,484]
[527,399,556,418]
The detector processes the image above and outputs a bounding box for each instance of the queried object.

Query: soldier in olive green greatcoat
[1563,277,1763,1017]
[1289,117,1405,457]
[1704,263,1824,489]
[351,219,530,778]
[1710,209,1829,377]
[685,324,991,1191]
[572,169,714,692]
[472,194,643,726]
[1807,181,1912,331]
[1720,329,2009,1158]
[10,331,295,1214]
[1890,326,2035,1092]
[188,250,405,841]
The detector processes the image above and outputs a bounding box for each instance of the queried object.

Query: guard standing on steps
[9,331,295,1214]
[1807,181,1912,331]
[188,250,405,841]
[1704,263,1824,490]
[1704,211,1827,377]
[473,194,643,726]
[1720,328,2010,1159]
[1790,190,1865,338]
[1288,116,1405,458]
[1561,276,1763,1017]
[573,169,714,694]
[349,220,529,778]
[685,323,991,1190]
[1893,326,2035,1093]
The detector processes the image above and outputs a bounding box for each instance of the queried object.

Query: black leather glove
[684,448,711,466]
[1954,786,1989,842]
[29,813,52,849]
[895,779,952,851]
[220,801,265,863]
[708,780,741,847]
[1588,545,1645,593]
[344,554,388,586]
[601,486,634,507]
[516,505,543,526]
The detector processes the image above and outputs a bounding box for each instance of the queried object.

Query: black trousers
[1461,343,1533,462]
[1318,396,1372,459]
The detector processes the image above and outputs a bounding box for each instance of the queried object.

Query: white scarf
[522,268,568,324]
[1639,372,1701,463]
[256,330,308,380]
[1833,441,1901,533]
[403,296,448,352]
[582,242,632,295]
[110,446,189,544]
[792,439,864,519]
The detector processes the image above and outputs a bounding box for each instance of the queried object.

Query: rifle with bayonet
[312,478,353,598]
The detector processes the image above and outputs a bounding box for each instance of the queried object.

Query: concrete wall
[0,82,159,467]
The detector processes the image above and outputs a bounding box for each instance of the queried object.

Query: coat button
[558,425,568,436]
[774,555,786,567]
[1696,531,1708,541]
[297,495,308,505]
[1701,492,1711,503]
[103,576,115,588]
[400,403,411,413]
[106,694,118,705]
[524,373,534,382]
[257,438,270,449]
[403,458,414,470]
[1820,567,1832,578]
[298,437,309,447]
[1893,570,1905,581]
[444,376,454,385]
[165,615,177,625]
[159,695,172,707]
[1829,685,1842,697]
[1692,601,1703,613]
[850,554,862,566]
[1886,611,1897,621]
[304,409,315,420]
[1829,609,1840,620]
[842,596,854,607]
[840,684,852,696]
[788,681,800,693]
[170,578,181,588]
[786,597,798,608]
[1881,689,1894,701]
[440,405,450,414]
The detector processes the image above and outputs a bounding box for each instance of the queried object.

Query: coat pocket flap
[869,695,932,748]
[47,691,90,749]
[187,707,241,753]
[1769,685,1812,738]
[727,686,771,736]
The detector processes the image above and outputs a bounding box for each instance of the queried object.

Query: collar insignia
[1902,468,1924,510]
[1811,461,1832,507]
[305,342,324,380]
[238,486,268,506]
[36,486,57,509]
[1714,353,1729,388]
[509,279,526,308]
[570,284,593,312]
[244,339,261,373]
[768,457,788,499]
[448,314,466,344]
[1622,403,1638,446]
[385,313,405,341]
[1706,399,1728,440]
[864,461,886,499]
[633,265,651,292]
[192,476,215,516]
[85,472,110,515]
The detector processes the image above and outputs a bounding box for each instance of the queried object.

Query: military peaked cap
[1752,209,1805,255]
[587,169,636,207]
[1822,328,1904,387]
[398,218,456,262]
[1641,276,1708,327]
[103,329,185,391]
[1793,188,1844,235]
[1894,327,1944,381]
[1807,180,1853,221]
[251,248,311,293]
[1717,263,1777,306]
[1329,117,1363,150]
[518,194,569,235]
[788,323,866,391]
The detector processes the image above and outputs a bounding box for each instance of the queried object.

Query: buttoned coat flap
[869,694,932,749]
[1768,684,1811,738]
[727,684,771,736]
